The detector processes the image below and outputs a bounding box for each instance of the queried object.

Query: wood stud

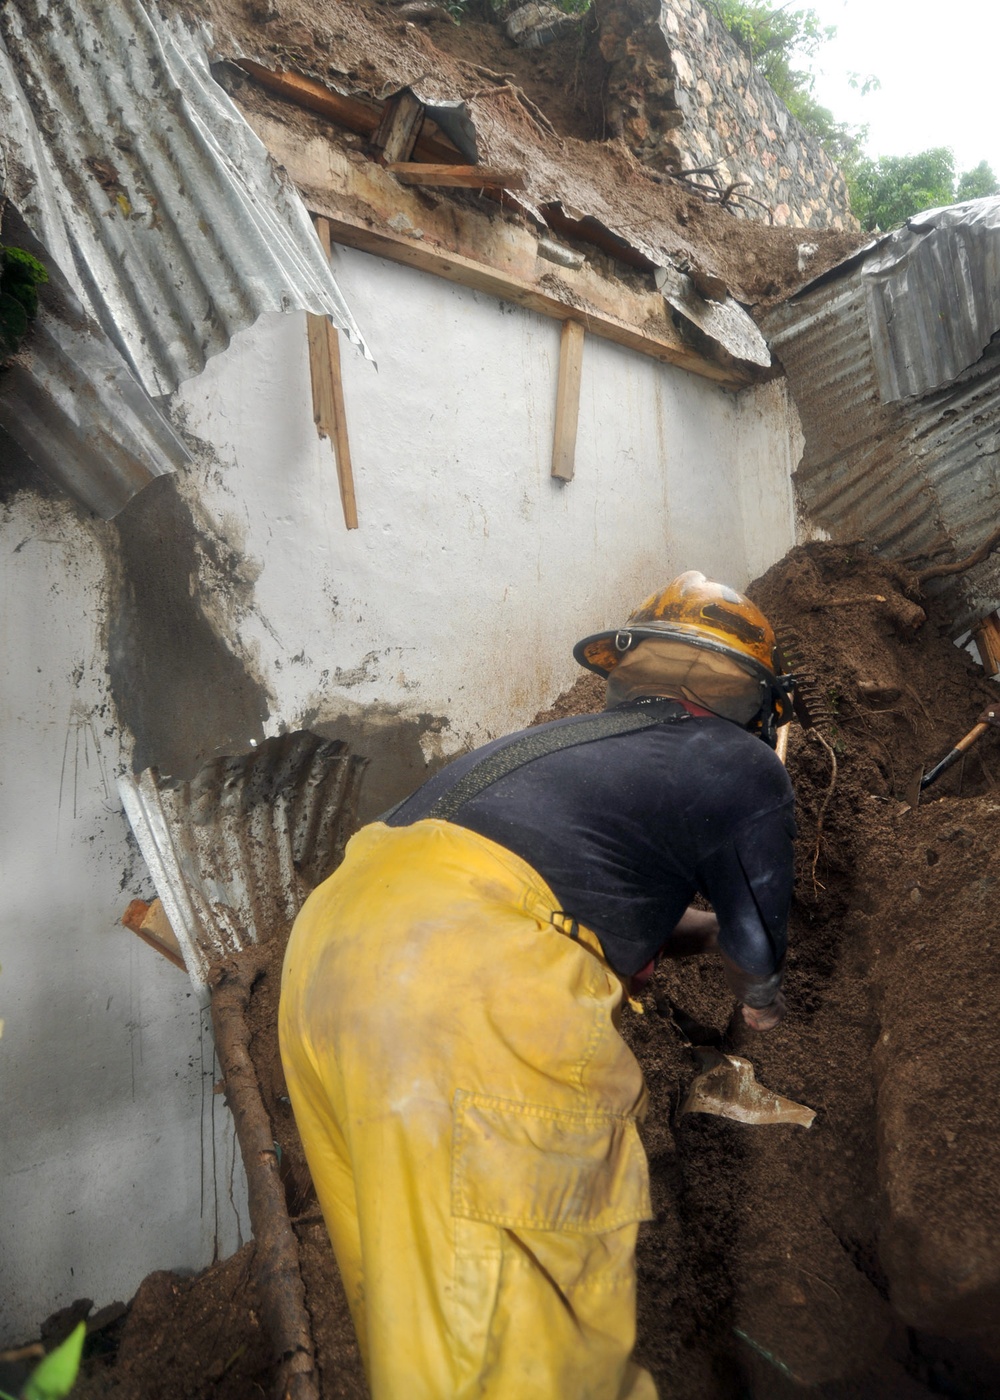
[308,216,359,530]
[551,320,585,481]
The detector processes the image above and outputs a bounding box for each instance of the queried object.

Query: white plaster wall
[174,245,803,754]
[1,245,801,1342]
[0,496,248,1344]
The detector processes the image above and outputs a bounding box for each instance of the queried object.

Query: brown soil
[74,542,1000,1397]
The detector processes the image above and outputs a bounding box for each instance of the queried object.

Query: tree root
[210,946,320,1400]
[809,729,838,898]
[916,524,1000,583]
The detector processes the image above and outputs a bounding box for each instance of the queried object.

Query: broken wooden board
[236,61,463,164]
[121,897,186,972]
[372,90,424,164]
[974,611,1000,676]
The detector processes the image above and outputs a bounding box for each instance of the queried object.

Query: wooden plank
[238,60,382,135]
[373,90,424,164]
[310,217,359,529]
[974,611,1000,675]
[551,320,585,481]
[317,213,751,387]
[237,61,462,163]
[388,163,525,190]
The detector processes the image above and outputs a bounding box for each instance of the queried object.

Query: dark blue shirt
[388,708,795,979]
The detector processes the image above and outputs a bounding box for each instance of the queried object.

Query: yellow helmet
[573,571,793,743]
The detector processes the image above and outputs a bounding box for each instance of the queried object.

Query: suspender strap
[416,699,689,822]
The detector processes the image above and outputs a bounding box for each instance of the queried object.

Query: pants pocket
[451,1089,652,1232]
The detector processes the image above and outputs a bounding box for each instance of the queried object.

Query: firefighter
[279,571,796,1399]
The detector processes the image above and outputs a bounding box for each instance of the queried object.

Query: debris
[654,264,771,367]
[680,1049,816,1128]
[505,2,582,47]
[396,2,456,22]
[537,238,585,270]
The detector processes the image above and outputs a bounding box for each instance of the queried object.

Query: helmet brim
[574,622,776,687]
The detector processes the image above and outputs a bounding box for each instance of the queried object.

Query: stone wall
[597,0,855,229]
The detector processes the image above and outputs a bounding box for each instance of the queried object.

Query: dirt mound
[76,543,1000,1397]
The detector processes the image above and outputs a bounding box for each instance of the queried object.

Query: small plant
[0,242,48,362]
[0,1322,85,1400]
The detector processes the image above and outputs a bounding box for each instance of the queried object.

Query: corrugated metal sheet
[118,731,366,987]
[863,199,1000,404]
[763,235,1000,635]
[0,248,192,517]
[655,265,770,367]
[1,0,370,397]
[1,0,371,516]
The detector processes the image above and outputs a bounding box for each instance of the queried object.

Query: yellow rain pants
[279,819,657,1400]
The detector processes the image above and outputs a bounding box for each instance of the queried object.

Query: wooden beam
[388,163,525,190]
[308,218,359,529]
[551,320,585,481]
[238,60,381,135]
[372,90,425,164]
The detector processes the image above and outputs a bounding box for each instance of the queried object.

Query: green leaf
[1,245,48,286]
[22,1321,86,1400]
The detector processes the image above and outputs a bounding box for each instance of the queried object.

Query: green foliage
[0,1322,85,1400]
[847,149,999,231]
[710,0,833,107]
[0,242,49,360]
[847,147,955,230]
[708,0,872,163]
[956,159,1000,202]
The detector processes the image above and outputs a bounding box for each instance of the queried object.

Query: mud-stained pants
[279,819,657,1400]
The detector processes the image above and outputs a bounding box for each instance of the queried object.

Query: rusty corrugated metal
[763,227,1000,635]
[118,732,366,987]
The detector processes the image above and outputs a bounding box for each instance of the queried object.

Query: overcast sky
[792,0,1000,178]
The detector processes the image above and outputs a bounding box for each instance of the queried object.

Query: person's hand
[740,991,786,1032]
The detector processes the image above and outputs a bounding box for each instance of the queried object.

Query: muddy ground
[64,542,1000,1398]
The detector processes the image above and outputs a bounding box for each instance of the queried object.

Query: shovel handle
[920,720,990,790]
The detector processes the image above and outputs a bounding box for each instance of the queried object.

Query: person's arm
[697,800,796,1032]
[628,905,720,991]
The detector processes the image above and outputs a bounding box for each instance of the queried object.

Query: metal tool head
[774,629,836,732]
